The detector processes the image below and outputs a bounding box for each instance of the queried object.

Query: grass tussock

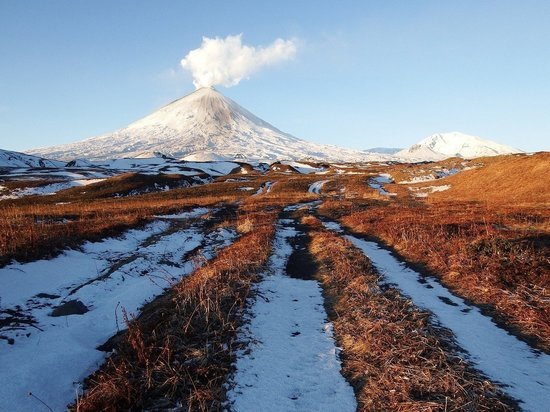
[328,201,550,352]
[305,219,515,411]
[73,208,277,411]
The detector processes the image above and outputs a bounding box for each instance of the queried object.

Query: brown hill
[430,152,549,205]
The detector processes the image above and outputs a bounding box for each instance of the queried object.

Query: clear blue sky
[1,0,549,152]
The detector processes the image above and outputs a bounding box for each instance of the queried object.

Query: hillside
[430,152,549,205]
[0,149,64,168]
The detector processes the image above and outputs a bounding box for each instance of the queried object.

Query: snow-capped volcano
[396,132,522,161]
[29,87,381,162]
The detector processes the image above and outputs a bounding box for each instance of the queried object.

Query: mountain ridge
[396,132,522,161]
[0,148,65,168]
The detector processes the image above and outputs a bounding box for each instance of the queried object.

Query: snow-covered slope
[0,149,65,168]
[366,147,402,155]
[29,87,385,163]
[396,132,522,161]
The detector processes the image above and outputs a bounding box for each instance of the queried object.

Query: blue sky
[0,0,549,152]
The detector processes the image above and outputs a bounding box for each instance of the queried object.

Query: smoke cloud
[181,34,297,89]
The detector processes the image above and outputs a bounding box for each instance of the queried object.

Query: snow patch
[0,209,236,412]
[308,180,330,194]
[368,174,396,196]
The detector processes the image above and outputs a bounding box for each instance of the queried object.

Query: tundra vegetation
[0,152,547,411]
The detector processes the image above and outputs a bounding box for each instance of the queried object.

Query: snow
[253,181,274,195]
[181,151,234,162]
[409,185,451,198]
[0,207,236,412]
[154,207,210,219]
[398,168,461,184]
[0,178,106,200]
[183,161,239,176]
[281,161,327,174]
[368,174,395,196]
[324,221,550,412]
[396,132,523,161]
[0,149,65,168]
[428,184,450,192]
[225,219,356,411]
[0,158,242,198]
[27,88,386,163]
[399,175,437,184]
[308,180,330,194]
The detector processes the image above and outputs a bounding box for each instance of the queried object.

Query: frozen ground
[254,181,275,195]
[0,178,105,200]
[368,173,395,196]
[308,180,330,194]
[281,161,328,174]
[408,184,451,198]
[225,217,356,412]
[323,220,550,412]
[0,207,236,412]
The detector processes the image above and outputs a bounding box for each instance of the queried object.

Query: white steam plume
[181,34,297,89]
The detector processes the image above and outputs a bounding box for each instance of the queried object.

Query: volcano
[396,132,522,161]
[29,87,380,162]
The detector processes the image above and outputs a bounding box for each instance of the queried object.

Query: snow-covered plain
[225,218,356,411]
[0,208,236,412]
[323,221,550,412]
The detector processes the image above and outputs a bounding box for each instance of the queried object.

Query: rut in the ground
[323,219,550,412]
[225,210,356,412]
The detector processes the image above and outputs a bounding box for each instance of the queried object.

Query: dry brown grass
[74,207,278,411]
[306,218,515,411]
[0,169,334,265]
[328,201,550,352]
[430,152,549,205]
[0,178,252,265]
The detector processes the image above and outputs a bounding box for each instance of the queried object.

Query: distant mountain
[396,132,522,161]
[0,149,65,168]
[366,147,402,155]
[29,87,387,163]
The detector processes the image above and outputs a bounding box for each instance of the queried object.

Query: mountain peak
[28,89,376,163]
[396,132,523,161]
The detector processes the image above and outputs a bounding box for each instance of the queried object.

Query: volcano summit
[29,87,377,162]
